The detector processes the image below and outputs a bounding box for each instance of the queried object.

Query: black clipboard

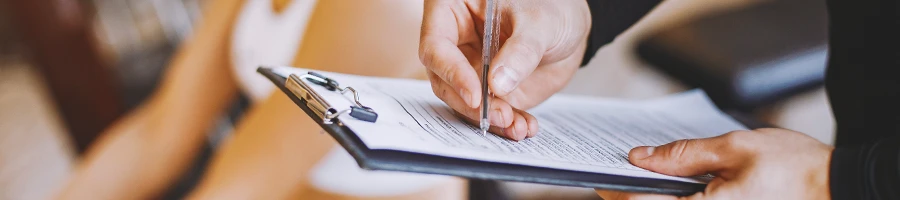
[258,67,760,196]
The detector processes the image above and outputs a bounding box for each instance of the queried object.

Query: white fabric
[309,148,452,197]
[231,0,316,102]
[229,0,449,196]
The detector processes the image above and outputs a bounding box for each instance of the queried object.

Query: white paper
[273,67,748,183]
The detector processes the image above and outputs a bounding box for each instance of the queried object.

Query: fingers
[420,0,481,108]
[509,110,528,140]
[452,110,505,134]
[489,33,546,96]
[480,100,536,140]
[421,0,552,139]
[450,105,533,141]
[628,133,744,177]
[429,72,497,121]
[519,108,538,138]
[434,71,536,141]
[421,40,482,108]
[499,50,581,108]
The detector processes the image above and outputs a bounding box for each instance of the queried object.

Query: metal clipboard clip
[285,71,378,124]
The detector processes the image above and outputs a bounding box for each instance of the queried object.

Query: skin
[55,0,245,198]
[596,129,832,200]
[191,0,464,199]
[419,0,592,141]
[421,1,834,199]
[57,0,464,199]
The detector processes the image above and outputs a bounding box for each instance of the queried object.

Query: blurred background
[1,0,206,199]
[0,0,831,199]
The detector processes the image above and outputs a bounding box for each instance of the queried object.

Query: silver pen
[481,0,499,136]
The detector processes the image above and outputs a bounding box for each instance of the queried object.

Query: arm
[185,91,335,200]
[55,0,245,199]
[581,0,662,65]
[188,1,438,198]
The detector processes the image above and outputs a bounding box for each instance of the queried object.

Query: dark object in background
[469,179,510,200]
[92,0,206,109]
[637,0,829,112]
[2,0,206,153]
[4,0,125,153]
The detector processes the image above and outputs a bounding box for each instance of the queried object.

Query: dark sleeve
[581,0,663,66]
[830,137,900,200]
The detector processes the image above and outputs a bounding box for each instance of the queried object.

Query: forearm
[581,0,662,65]
[830,136,900,200]
[187,92,336,200]
[56,99,214,199]
[55,0,244,199]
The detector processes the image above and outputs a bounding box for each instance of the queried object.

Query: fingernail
[528,120,539,137]
[460,88,475,108]
[490,110,504,126]
[516,129,527,141]
[507,128,521,141]
[631,146,655,160]
[492,66,519,95]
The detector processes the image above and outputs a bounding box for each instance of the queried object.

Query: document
[274,67,748,184]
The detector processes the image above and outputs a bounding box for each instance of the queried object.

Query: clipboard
[257,66,764,196]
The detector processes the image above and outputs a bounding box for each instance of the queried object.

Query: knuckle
[418,45,431,65]
[723,130,752,140]
[419,41,436,66]
[429,79,448,101]
[722,130,756,151]
[439,64,457,84]
[753,128,783,135]
[517,5,547,23]
[721,131,744,144]
[668,139,693,161]
[510,40,544,62]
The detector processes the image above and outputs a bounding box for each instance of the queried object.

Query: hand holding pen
[419,0,592,141]
[480,0,499,136]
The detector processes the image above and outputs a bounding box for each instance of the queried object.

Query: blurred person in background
[420,0,898,199]
[56,0,465,199]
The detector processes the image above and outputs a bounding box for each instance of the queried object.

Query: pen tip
[480,118,490,136]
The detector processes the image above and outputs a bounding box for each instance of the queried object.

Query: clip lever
[288,72,378,123]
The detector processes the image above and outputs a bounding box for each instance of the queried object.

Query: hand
[596,128,833,200]
[419,0,592,140]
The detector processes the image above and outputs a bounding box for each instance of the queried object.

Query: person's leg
[186,91,335,199]
[54,0,245,198]
[289,1,465,198]
[190,1,466,199]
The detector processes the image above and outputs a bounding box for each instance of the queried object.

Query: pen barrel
[480,0,500,133]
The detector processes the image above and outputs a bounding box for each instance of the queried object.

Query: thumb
[489,33,547,96]
[628,137,737,177]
